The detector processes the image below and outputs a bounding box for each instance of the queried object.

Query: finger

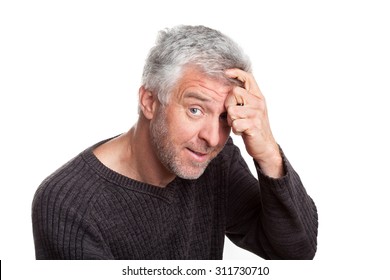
[231,118,253,136]
[231,119,243,136]
[226,106,249,127]
[225,68,250,86]
[225,86,248,108]
[224,87,249,127]
[225,68,263,98]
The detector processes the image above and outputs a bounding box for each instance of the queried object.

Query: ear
[139,86,158,120]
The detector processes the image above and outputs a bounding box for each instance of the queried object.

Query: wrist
[254,145,284,178]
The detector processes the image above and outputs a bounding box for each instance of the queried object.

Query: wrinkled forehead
[180,64,244,90]
[165,76,230,115]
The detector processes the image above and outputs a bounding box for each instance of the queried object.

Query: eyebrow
[184,92,212,102]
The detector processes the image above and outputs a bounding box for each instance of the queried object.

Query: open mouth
[189,149,207,156]
[187,148,209,162]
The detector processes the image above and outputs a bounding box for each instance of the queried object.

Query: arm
[224,69,317,259]
[225,143,318,259]
[32,181,114,260]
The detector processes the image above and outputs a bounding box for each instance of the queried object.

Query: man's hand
[225,68,284,178]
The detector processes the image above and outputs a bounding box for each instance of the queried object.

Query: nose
[198,119,224,148]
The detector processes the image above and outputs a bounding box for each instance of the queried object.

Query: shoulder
[32,151,105,219]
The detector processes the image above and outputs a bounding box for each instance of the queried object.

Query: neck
[94,115,175,188]
[93,116,176,188]
[128,119,176,187]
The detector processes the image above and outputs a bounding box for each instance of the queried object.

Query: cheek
[220,126,231,143]
[166,116,199,142]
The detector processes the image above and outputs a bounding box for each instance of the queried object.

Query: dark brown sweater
[32,137,318,259]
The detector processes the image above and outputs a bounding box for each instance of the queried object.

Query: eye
[219,112,228,122]
[189,107,202,116]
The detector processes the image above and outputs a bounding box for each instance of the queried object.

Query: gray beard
[149,107,212,180]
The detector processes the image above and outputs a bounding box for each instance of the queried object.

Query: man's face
[150,67,233,180]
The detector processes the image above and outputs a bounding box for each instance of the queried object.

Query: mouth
[186,148,210,162]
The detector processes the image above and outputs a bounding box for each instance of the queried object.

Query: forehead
[173,67,233,100]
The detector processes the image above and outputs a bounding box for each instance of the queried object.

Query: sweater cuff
[253,146,292,190]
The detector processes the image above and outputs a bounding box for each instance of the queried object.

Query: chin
[173,166,208,180]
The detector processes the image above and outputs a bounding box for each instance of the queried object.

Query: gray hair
[141,25,252,104]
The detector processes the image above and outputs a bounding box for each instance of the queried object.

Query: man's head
[139,25,252,180]
[142,25,251,105]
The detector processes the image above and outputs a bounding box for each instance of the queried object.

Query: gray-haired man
[32,25,318,259]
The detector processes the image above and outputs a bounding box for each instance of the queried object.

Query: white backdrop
[1,0,389,279]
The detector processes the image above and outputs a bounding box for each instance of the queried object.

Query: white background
[1,0,389,279]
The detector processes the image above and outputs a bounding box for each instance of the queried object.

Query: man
[32,25,318,259]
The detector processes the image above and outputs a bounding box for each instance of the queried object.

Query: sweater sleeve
[225,145,318,260]
[32,181,114,260]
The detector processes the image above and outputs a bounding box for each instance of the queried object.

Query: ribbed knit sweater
[32,137,318,260]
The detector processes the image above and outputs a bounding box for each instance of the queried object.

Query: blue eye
[189,108,202,116]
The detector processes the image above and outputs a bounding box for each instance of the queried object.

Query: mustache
[187,137,230,154]
[186,143,219,155]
